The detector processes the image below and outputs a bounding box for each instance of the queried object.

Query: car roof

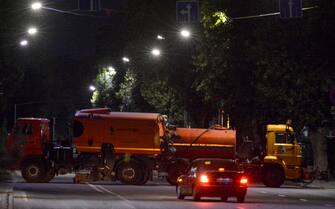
[192,158,237,163]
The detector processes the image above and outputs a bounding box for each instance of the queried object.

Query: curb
[0,186,13,209]
[304,180,335,189]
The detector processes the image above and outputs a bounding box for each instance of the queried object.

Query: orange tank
[73,108,166,155]
[170,126,236,160]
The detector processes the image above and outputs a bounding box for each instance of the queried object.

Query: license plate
[216,178,232,183]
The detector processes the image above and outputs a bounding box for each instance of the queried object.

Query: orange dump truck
[6,108,174,185]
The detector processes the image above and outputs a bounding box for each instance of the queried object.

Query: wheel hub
[28,165,39,177]
[123,167,135,180]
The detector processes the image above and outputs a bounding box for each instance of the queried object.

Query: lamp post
[31,2,42,11]
[151,48,161,57]
[157,35,165,40]
[180,29,191,38]
[122,57,130,63]
[20,39,29,47]
[89,85,96,92]
[27,27,38,35]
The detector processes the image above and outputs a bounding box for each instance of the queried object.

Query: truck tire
[262,165,285,188]
[116,160,144,185]
[42,169,55,183]
[135,167,151,185]
[166,161,189,185]
[21,159,47,183]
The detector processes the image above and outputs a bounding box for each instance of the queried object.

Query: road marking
[97,185,135,209]
[14,191,28,202]
[324,204,333,207]
[86,183,104,193]
[260,191,267,194]
[299,198,308,202]
[278,194,287,197]
[86,183,135,209]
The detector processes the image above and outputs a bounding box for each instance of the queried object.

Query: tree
[192,0,334,136]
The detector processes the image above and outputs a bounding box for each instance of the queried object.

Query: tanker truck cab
[262,124,302,187]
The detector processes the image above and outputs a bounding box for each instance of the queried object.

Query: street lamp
[31,2,42,11]
[180,29,191,38]
[151,48,161,57]
[89,85,96,91]
[20,39,29,47]
[27,27,38,35]
[122,57,130,63]
[157,35,165,40]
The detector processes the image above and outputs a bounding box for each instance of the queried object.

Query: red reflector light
[200,174,209,183]
[240,177,248,185]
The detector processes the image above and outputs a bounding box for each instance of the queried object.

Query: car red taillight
[200,174,209,183]
[240,176,248,186]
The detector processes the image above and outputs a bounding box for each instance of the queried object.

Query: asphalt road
[2,174,335,209]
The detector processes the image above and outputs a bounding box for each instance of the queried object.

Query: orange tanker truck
[165,122,308,188]
[165,125,237,184]
[5,108,175,185]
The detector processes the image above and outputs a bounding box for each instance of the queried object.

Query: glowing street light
[180,29,191,38]
[27,27,38,35]
[157,35,165,40]
[31,2,42,10]
[122,57,130,63]
[151,48,161,57]
[20,39,29,47]
[89,85,96,91]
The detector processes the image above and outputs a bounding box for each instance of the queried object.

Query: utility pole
[52,117,56,142]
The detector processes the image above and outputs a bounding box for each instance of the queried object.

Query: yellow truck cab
[262,124,303,187]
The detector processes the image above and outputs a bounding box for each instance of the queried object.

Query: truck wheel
[21,160,46,183]
[116,160,143,185]
[262,166,285,188]
[166,161,189,185]
[42,169,55,183]
[135,168,151,185]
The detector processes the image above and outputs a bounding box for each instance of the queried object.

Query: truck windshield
[275,133,295,144]
[15,123,33,135]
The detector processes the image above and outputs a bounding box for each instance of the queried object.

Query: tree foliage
[190,0,335,135]
[92,0,334,133]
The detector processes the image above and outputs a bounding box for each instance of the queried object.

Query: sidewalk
[0,170,13,209]
[0,184,13,209]
[305,180,335,189]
